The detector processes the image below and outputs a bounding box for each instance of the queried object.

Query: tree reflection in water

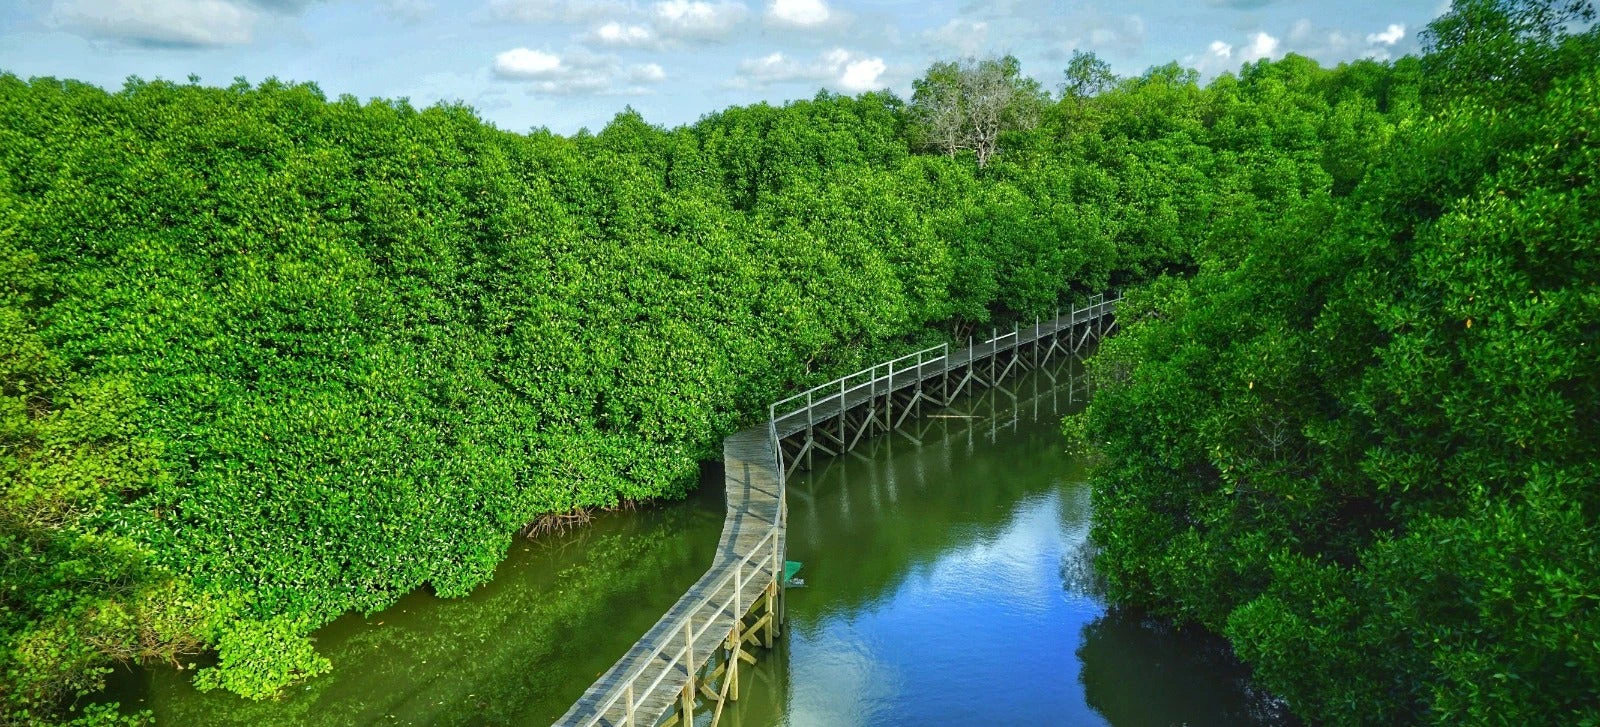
[1077,608,1299,727]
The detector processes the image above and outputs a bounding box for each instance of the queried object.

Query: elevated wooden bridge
[553,294,1120,727]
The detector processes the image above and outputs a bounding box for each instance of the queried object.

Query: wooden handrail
[579,524,784,726]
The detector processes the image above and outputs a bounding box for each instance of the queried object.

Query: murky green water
[104,481,729,725]
[107,357,1291,726]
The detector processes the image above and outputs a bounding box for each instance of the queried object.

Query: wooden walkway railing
[553,294,1120,727]
[768,295,1120,477]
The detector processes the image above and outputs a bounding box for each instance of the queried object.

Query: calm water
[106,357,1290,726]
[720,359,1290,726]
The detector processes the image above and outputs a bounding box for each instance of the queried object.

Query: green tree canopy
[1076,4,1599,723]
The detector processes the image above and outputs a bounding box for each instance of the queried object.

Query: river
[105,355,1291,726]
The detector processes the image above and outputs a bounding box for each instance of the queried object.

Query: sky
[0,0,1449,134]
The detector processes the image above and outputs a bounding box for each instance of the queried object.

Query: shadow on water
[1077,609,1299,727]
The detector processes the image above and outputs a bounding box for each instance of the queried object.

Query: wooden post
[682,618,696,722]
[838,377,846,449]
[914,350,923,417]
[805,390,814,470]
[729,619,740,702]
[990,327,997,385]
[770,528,781,640]
[869,365,877,434]
[885,359,893,432]
[1070,307,1077,354]
[726,560,742,706]
[941,343,950,404]
[625,683,636,727]
[764,581,776,647]
[1035,315,1042,368]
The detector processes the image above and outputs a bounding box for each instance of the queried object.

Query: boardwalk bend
[554,295,1121,727]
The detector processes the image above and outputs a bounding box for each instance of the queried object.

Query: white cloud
[728,48,885,92]
[1083,14,1145,58]
[627,63,667,83]
[925,18,990,55]
[733,51,801,84]
[940,4,1144,62]
[1187,30,1279,74]
[593,21,656,46]
[1189,18,1418,80]
[488,0,627,23]
[493,48,564,79]
[1288,22,1413,63]
[492,47,666,95]
[768,0,829,27]
[1367,23,1405,45]
[532,75,612,94]
[1242,31,1280,61]
[1189,39,1233,73]
[588,2,758,48]
[47,0,260,46]
[838,57,885,91]
[652,0,748,39]
[1289,18,1313,42]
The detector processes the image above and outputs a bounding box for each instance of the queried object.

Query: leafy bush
[193,616,331,701]
[1,229,215,722]
[1078,6,1599,722]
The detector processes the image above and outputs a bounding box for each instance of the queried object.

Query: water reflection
[728,356,1292,726]
[1078,611,1297,727]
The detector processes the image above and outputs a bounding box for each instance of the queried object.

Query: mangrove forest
[2,0,1597,724]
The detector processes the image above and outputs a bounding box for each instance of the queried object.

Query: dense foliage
[0,43,1373,720]
[1077,1,1599,723]
[2,5,1532,719]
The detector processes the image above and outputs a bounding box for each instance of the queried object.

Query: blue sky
[0,0,1446,134]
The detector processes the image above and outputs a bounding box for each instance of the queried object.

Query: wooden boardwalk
[769,297,1119,478]
[553,424,786,727]
[553,295,1119,727]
